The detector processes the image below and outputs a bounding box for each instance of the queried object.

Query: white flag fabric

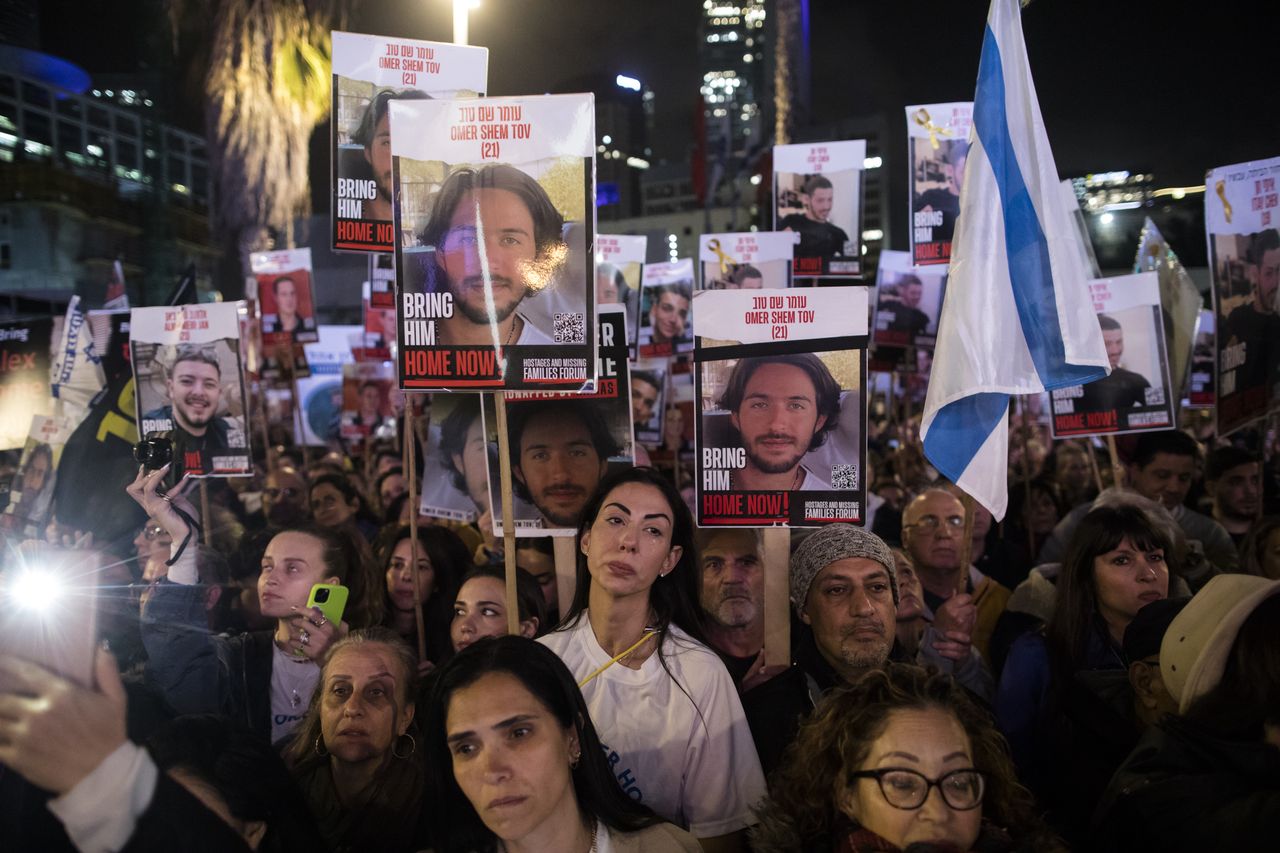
[921,0,1109,520]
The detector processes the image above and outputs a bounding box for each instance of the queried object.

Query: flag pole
[1106,435,1125,489]
[957,491,976,595]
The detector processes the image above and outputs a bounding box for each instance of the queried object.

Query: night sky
[40,0,1276,189]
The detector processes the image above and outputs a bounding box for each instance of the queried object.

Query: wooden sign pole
[761,527,791,667]
[405,405,427,663]
[492,392,521,636]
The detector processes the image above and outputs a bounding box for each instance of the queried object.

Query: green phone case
[306,583,349,626]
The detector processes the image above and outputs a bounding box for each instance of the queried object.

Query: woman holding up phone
[537,467,766,852]
[129,464,360,744]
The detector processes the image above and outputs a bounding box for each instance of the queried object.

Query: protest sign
[130,303,251,477]
[631,358,667,447]
[699,231,798,290]
[1205,155,1280,434]
[1134,217,1202,408]
[294,325,360,446]
[773,140,865,278]
[596,234,646,352]
[906,103,972,266]
[390,93,596,391]
[1,415,72,537]
[340,360,398,445]
[251,248,318,378]
[486,307,633,536]
[1187,309,1215,408]
[694,287,868,526]
[331,31,487,253]
[1049,273,1175,438]
[873,250,946,350]
[0,317,54,451]
[636,258,694,358]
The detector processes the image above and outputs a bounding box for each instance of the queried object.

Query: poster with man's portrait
[0,415,72,538]
[419,394,490,523]
[1187,309,1215,409]
[251,247,318,378]
[1049,273,1175,438]
[1205,155,1280,435]
[693,287,868,527]
[390,93,597,392]
[631,359,667,447]
[773,140,865,278]
[907,102,972,267]
[484,308,633,537]
[699,231,798,291]
[340,361,398,445]
[873,250,946,350]
[0,318,54,451]
[636,258,694,358]
[331,31,488,254]
[130,303,252,478]
[360,281,399,362]
[596,234,646,354]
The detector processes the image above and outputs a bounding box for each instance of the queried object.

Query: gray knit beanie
[789,524,898,609]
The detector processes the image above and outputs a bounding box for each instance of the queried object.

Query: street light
[453,0,481,46]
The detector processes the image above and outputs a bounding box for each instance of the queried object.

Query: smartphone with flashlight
[0,546,99,689]
[306,583,348,627]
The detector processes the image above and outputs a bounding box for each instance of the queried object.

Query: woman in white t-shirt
[538,467,767,852]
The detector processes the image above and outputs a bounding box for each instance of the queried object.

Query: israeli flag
[921,0,1109,520]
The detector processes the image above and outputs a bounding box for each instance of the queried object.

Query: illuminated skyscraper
[697,2,771,193]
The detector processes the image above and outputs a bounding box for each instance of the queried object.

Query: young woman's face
[319,644,414,766]
[579,482,682,600]
[841,707,983,850]
[257,531,336,618]
[1092,536,1169,627]
[311,482,357,528]
[451,576,537,653]
[384,537,435,614]
[445,672,579,844]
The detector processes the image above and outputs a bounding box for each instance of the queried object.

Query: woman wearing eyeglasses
[752,664,1063,852]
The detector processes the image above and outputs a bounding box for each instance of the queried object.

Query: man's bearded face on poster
[437,188,540,325]
[168,359,222,434]
[364,113,393,203]
[730,362,827,476]
[1256,246,1280,314]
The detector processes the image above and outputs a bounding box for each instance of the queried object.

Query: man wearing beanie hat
[1094,575,1280,850]
[790,524,992,701]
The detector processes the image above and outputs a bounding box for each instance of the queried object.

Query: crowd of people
[0,401,1278,853]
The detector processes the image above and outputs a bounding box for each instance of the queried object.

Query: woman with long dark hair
[376,523,468,665]
[752,663,1063,852]
[537,467,766,850]
[996,503,1172,805]
[424,635,699,852]
[450,565,547,653]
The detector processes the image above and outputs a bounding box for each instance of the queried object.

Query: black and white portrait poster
[485,307,633,536]
[906,102,972,267]
[773,140,865,278]
[1206,155,1280,435]
[699,231,798,291]
[596,234,646,352]
[872,250,946,350]
[694,287,868,527]
[130,303,252,477]
[1049,272,1175,438]
[636,258,694,358]
[331,31,487,253]
[391,93,596,391]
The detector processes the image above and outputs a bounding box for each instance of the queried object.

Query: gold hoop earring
[393,732,417,759]
[313,735,328,757]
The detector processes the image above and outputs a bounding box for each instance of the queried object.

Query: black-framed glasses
[848,767,986,811]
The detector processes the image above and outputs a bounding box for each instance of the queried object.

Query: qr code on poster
[831,464,858,490]
[554,312,586,344]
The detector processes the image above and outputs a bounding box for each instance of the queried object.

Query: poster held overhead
[596,234,646,352]
[699,231,798,291]
[631,359,667,447]
[695,287,868,527]
[636,258,694,359]
[907,103,973,267]
[1205,155,1280,435]
[485,307,634,537]
[331,31,488,254]
[390,93,597,392]
[1187,310,1215,409]
[1,415,72,538]
[130,303,252,478]
[1134,217,1203,408]
[1049,272,1175,438]
[0,318,54,451]
[773,140,866,278]
[873,250,947,350]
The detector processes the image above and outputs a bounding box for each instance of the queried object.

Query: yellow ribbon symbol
[912,107,953,151]
[1216,180,1232,224]
[706,238,736,278]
